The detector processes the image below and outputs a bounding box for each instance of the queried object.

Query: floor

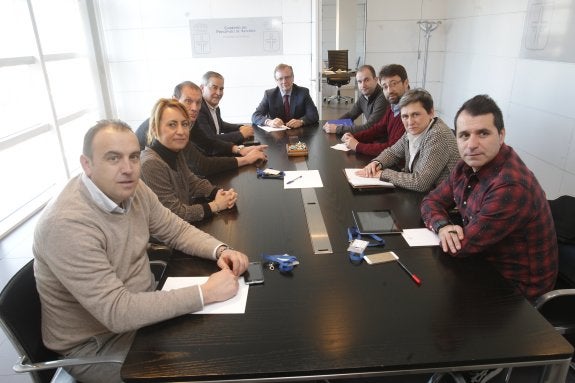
[1,99,574,383]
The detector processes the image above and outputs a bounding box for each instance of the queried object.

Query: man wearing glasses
[251,63,319,129]
[340,64,411,156]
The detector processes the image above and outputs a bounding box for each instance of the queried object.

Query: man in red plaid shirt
[421,94,558,301]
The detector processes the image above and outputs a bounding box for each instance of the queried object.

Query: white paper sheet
[258,125,288,132]
[162,277,249,314]
[331,143,351,152]
[283,170,324,189]
[401,228,440,247]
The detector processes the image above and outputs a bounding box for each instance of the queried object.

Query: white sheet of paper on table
[283,170,324,189]
[258,125,288,132]
[162,277,249,314]
[331,143,351,152]
[401,228,440,247]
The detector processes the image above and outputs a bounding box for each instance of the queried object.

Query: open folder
[343,168,395,189]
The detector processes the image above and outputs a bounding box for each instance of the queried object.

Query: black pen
[286,175,302,184]
[397,259,422,285]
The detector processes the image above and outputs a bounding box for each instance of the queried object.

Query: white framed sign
[520,0,575,63]
[190,17,283,58]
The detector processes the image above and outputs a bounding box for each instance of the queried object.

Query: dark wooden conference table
[122,123,573,382]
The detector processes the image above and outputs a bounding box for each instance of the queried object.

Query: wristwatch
[434,220,450,233]
[234,145,245,155]
[216,245,229,259]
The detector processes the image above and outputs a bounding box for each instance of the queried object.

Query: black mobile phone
[243,262,264,285]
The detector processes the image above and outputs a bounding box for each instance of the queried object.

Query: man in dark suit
[196,71,254,144]
[252,63,319,128]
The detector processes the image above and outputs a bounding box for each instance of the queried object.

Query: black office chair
[324,49,354,104]
[148,245,171,288]
[0,258,168,383]
[549,195,575,288]
[532,196,575,366]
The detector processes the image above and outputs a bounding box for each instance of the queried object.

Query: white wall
[97,0,316,129]
[365,0,446,113]
[364,0,574,198]
[439,0,575,199]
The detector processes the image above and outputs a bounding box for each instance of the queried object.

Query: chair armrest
[150,260,168,289]
[147,243,173,262]
[534,288,575,309]
[535,288,575,335]
[13,354,122,373]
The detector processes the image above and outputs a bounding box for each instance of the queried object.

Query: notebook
[343,168,395,189]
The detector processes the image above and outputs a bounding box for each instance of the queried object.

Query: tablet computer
[352,210,402,234]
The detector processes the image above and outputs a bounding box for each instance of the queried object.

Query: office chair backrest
[328,50,349,71]
[549,195,575,287]
[549,195,575,245]
[0,259,58,383]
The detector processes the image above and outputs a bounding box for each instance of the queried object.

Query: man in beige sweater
[33,120,249,383]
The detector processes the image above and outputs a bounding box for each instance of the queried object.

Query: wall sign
[190,17,283,58]
[520,0,575,63]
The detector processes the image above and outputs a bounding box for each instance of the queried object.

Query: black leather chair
[532,196,575,366]
[0,258,168,383]
[324,49,354,104]
[549,195,575,288]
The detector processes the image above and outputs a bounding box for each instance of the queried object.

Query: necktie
[283,94,290,120]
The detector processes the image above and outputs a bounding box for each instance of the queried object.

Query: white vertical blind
[0,0,106,238]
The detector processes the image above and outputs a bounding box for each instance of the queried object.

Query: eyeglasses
[381,80,403,90]
[275,75,293,82]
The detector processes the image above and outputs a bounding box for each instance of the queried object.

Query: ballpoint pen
[396,259,422,285]
[286,175,303,184]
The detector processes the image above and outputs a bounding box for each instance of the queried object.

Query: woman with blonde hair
[141,98,237,221]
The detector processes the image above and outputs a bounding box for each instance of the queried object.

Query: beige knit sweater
[33,176,222,353]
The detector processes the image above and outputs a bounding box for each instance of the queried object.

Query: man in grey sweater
[323,64,389,134]
[33,120,249,383]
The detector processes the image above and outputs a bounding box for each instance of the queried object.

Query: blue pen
[286,175,302,184]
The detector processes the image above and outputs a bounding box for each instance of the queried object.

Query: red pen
[397,259,422,285]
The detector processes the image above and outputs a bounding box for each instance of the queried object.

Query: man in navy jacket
[252,63,319,128]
